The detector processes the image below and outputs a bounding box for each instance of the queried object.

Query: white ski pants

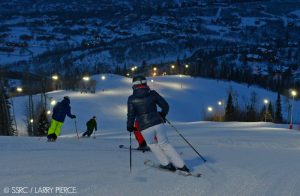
[141,123,185,168]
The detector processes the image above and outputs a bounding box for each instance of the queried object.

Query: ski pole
[130,131,132,173]
[165,118,207,162]
[74,119,79,139]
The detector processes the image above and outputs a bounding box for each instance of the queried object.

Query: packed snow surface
[2,75,300,196]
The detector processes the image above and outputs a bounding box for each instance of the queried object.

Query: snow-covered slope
[2,122,300,196]
[3,74,300,196]
[13,74,297,136]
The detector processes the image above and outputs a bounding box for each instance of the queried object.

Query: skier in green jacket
[82,116,97,137]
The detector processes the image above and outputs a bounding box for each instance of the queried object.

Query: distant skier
[47,96,76,142]
[127,75,189,172]
[134,120,150,151]
[82,116,97,137]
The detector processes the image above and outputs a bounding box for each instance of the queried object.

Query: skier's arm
[153,91,169,117]
[127,96,136,132]
[66,106,76,119]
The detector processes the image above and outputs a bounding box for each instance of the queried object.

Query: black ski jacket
[127,85,169,131]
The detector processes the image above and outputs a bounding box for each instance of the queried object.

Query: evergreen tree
[36,109,49,136]
[0,82,12,135]
[225,92,235,121]
[275,92,283,123]
[267,102,274,122]
[260,104,273,122]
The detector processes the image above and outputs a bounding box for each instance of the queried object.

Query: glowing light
[264,99,269,104]
[171,65,175,69]
[218,101,223,106]
[207,107,213,112]
[30,119,34,123]
[185,64,189,68]
[52,75,59,80]
[291,90,297,97]
[51,100,57,106]
[16,87,23,92]
[101,75,106,80]
[83,76,90,81]
[153,67,157,71]
[47,110,51,115]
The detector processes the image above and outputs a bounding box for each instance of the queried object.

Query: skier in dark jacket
[47,96,76,141]
[82,116,97,137]
[127,75,189,172]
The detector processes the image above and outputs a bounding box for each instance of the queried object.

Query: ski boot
[177,165,190,172]
[159,163,176,172]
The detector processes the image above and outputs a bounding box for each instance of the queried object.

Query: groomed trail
[2,122,300,196]
[5,74,300,195]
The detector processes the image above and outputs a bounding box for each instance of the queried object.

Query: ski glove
[127,126,135,133]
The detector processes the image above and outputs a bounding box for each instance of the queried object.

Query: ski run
[2,74,300,196]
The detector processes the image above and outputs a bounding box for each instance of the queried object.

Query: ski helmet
[64,96,70,101]
[132,75,147,85]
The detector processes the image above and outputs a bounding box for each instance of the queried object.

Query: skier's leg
[142,124,170,166]
[53,121,63,138]
[82,131,87,137]
[87,130,93,137]
[156,124,185,168]
[134,131,145,145]
[47,119,57,136]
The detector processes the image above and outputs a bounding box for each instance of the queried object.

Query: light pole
[171,65,175,75]
[263,99,269,122]
[152,67,157,78]
[101,75,106,91]
[130,67,136,77]
[10,87,23,135]
[151,79,154,89]
[179,74,183,89]
[289,90,297,129]
[218,100,224,121]
[207,106,213,120]
[185,64,189,75]
[52,74,59,90]
[82,76,90,93]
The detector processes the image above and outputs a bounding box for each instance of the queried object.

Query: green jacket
[86,119,97,131]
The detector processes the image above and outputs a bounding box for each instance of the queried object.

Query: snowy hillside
[12,74,299,136]
[2,74,300,195]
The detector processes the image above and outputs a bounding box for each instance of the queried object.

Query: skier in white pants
[127,75,189,172]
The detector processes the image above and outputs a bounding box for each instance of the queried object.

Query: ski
[119,144,151,152]
[144,159,201,178]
